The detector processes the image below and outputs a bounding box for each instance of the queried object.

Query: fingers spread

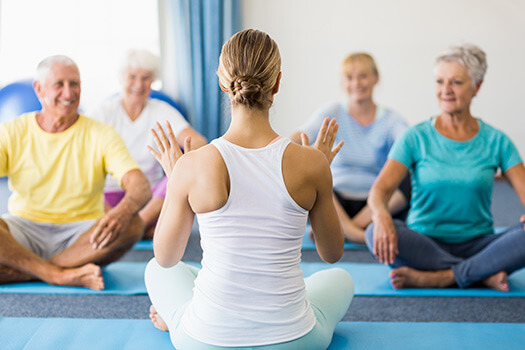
[156,122,171,149]
[151,127,164,153]
[147,145,161,161]
[166,121,177,146]
[317,117,330,143]
[184,136,192,153]
[301,133,310,147]
[332,140,344,156]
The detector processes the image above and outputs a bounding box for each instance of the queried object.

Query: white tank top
[180,137,315,346]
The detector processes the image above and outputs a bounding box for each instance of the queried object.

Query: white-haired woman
[90,49,206,238]
[366,44,525,292]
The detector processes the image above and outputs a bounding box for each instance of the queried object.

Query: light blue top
[389,117,522,243]
[300,102,408,199]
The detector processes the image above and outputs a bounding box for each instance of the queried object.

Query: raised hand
[147,121,191,177]
[301,117,344,164]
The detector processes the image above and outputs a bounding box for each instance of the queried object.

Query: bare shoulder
[282,142,332,211]
[171,143,229,213]
[174,144,222,171]
[284,142,330,177]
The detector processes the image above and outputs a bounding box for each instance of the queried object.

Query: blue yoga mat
[0,318,171,350]
[301,262,525,297]
[1,318,524,350]
[133,240,154,250]
[2,260,523,297]
[0,262,147,295]
[330,321,525,350]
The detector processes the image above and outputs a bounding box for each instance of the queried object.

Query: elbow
[138,176,153,205]
[321,245,344,264]
[322,253,343,264]
[145,186,153,202]
[155,257,174,268]
[153,244,180,268]
[154,254,179,268]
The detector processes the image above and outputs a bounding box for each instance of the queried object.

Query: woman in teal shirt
[365,44,525,291]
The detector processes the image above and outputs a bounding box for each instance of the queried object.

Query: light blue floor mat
[0,318,171,350]
[301,262,525,297]
[329,321,525,350]
[1,318,524,350]
[1,261,524,297]
[133,240,154,250]
[0,262,147,295]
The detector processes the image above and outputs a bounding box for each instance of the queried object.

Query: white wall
[242,0,525,154]
[0,0,159,111]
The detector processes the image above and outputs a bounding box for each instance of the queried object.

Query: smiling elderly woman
[89,49,207,238]
[365,44,525,291]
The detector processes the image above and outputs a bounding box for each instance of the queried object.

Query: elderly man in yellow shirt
[0,55,151,290]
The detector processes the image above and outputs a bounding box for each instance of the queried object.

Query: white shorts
[2,214,97,260]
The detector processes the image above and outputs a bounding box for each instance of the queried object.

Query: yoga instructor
[145,29,354,349]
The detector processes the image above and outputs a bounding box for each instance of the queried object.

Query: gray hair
[120,49,160,81]
[436,44,487,86]
[35,55,79,84]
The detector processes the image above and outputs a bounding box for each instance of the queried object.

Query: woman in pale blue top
[293,53,409,244]
[366,44,525,291]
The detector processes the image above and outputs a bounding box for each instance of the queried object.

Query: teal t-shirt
[389,118,522,243]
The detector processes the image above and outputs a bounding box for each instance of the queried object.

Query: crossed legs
[145,260,354,349]
[0,215,143,289]
[365,220,525,291]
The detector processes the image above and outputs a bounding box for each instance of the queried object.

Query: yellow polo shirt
[0,113,139,223]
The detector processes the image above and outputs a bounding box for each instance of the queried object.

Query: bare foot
[0,265,35,284]
[51,264,104,290]
[482,271,509,292]
[390,267,455,289]
[149,305,168,331]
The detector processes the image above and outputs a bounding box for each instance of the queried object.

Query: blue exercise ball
[0,79,41,123]
[149,90,187,120]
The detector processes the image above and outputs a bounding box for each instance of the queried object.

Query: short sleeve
[100,124,140,186]
[388,127,417,169]
[155,100,190,137]
[498,132,522,172]
[0,124,9,176]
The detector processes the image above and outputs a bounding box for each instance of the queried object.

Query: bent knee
[126,215,145,240]
[327,267,354,296]
[364,223,375,249]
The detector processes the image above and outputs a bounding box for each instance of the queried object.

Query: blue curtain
[167,0,240,141]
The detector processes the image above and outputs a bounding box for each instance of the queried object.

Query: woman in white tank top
[145,29,354,349]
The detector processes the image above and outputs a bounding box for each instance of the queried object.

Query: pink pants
[104,176,168,207]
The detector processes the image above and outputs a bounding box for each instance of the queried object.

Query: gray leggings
[365,220,525,288]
